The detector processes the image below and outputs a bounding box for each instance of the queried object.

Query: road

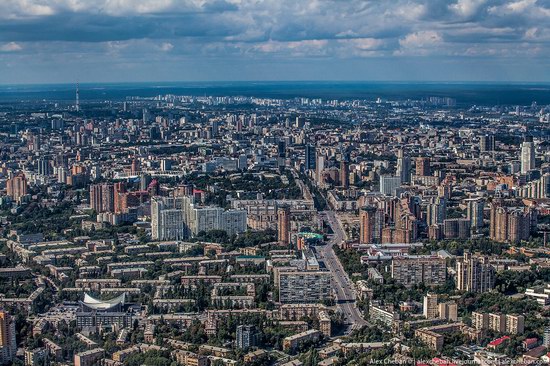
[317,210,368,333]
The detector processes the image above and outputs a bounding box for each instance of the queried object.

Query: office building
[278,271,331,304]
[456,252,495,293]
[391,255,446,287]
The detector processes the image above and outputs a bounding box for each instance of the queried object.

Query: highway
[317,210,368,333]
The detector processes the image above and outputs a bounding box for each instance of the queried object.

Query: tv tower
[76,83,80,112]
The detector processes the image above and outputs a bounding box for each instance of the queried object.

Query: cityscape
[0,83,548,366]
[1,1,550,366]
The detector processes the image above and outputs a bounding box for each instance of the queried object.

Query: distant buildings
[456,252,495,293]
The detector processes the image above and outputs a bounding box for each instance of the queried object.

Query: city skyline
[0,0,549,84]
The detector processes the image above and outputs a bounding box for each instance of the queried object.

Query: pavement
[317,210,368,333]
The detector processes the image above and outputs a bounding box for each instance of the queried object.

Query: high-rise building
[423,293,439,319]
[278,206,291,245]
[380,175,401,196]
[489,204,532,243]
[520,139,535,174]
[480,134,495,152]
[0,311,16,364]
[543,326,550,347]
[37,158,51,176]
[89,183,115,213]
[466,198,485,234]
[391,255,446,287]
[278,271,331,303]
[236,325,258,350]
[416,157,431,176]
[359,206,377,244]
[439,302,458,322]
[340,159,350,189]
[426,198,446,227]
[151,196,247,241]
[396,150,411,183]
[443,218,471,239]
[6,172,28,203]
[456,252,495,293]
[305,145,316,171]
[316,155,325,183]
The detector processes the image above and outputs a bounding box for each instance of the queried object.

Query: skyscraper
[396,149,411,183]
[305,144,316,171]
[520,139,535,174]
[278,206,291,245]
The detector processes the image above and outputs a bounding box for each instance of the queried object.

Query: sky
[0,0,549,84]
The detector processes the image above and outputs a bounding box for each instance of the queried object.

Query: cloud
[0,0,548,82]
[0,42,22,52]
